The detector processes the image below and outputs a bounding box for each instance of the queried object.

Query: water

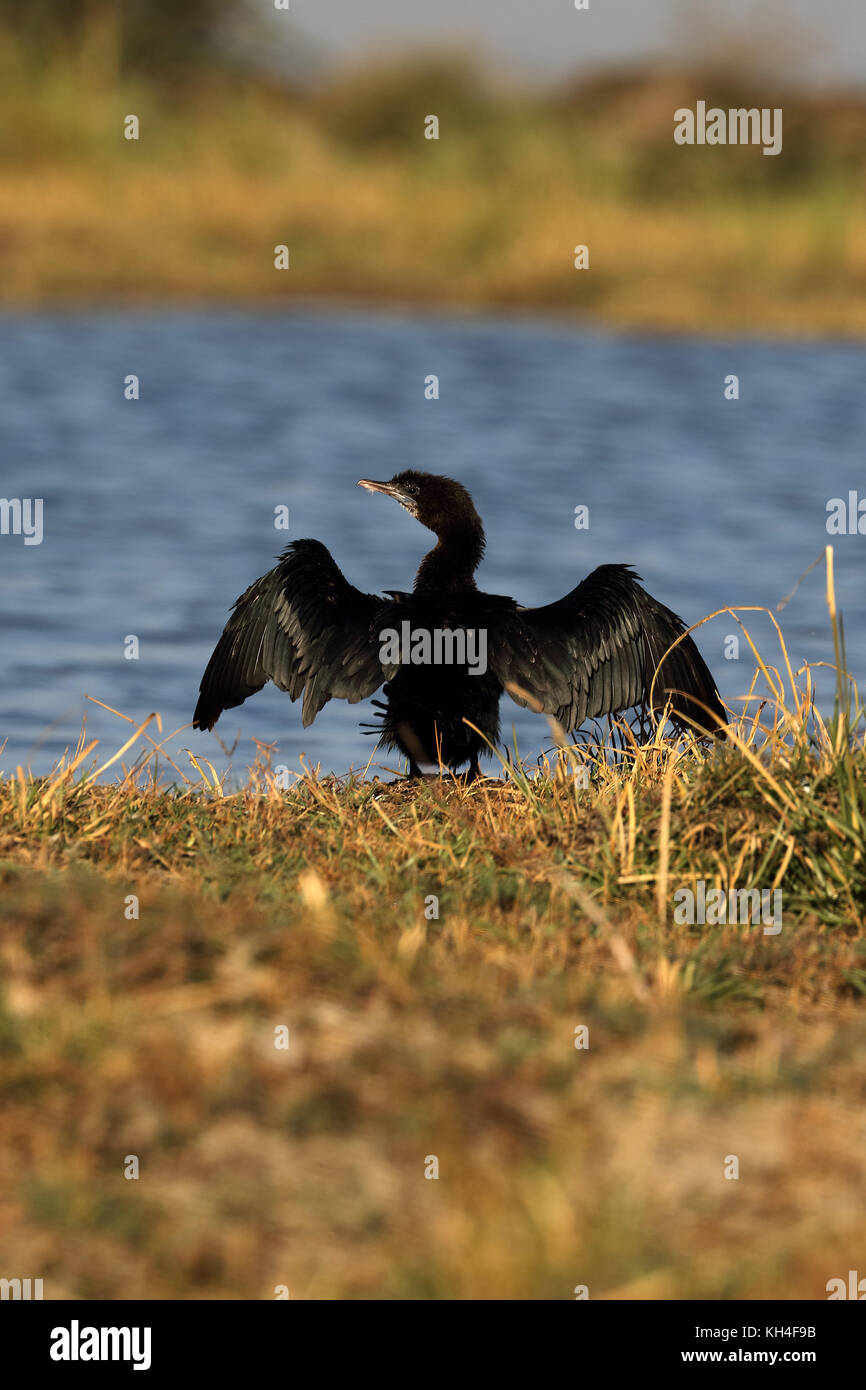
[1,307,864,784]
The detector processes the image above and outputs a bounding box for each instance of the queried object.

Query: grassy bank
[4,47,866,334]
[1,576,864,1298]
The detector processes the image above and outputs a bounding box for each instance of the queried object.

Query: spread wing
[193,539,391,730]
[490,564,726,735]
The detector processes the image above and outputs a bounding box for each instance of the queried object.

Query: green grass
[0,554,864,1298]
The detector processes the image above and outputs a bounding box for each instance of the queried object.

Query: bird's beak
[358,479,411,506]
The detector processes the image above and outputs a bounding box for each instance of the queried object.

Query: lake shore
[4,59,866,336]
[5,165,866,337]
[1,679,863,1296]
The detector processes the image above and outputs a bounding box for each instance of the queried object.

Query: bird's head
[358,471,482,539]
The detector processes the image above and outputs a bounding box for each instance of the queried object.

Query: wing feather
[491,565,725,735]
[193,539,388,731]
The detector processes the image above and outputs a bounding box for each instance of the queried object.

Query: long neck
[413,520,485,595]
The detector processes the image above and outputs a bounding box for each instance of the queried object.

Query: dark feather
[193,539,390,731]
[193,475,726,773]
[490,564,726,735]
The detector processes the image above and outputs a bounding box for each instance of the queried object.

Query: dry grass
[3,50,866,333]
[0,551,864,1298]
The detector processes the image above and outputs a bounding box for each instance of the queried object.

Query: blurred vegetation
[1,5,866,332]
[0,0,232,76]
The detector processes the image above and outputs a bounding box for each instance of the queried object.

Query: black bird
[193,472,726,778]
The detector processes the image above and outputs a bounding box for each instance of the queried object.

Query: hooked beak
[358,478,412,507]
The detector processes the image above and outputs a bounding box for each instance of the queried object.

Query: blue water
[1,307,864,784]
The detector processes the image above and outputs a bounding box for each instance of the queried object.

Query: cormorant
[193,472,726,778]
